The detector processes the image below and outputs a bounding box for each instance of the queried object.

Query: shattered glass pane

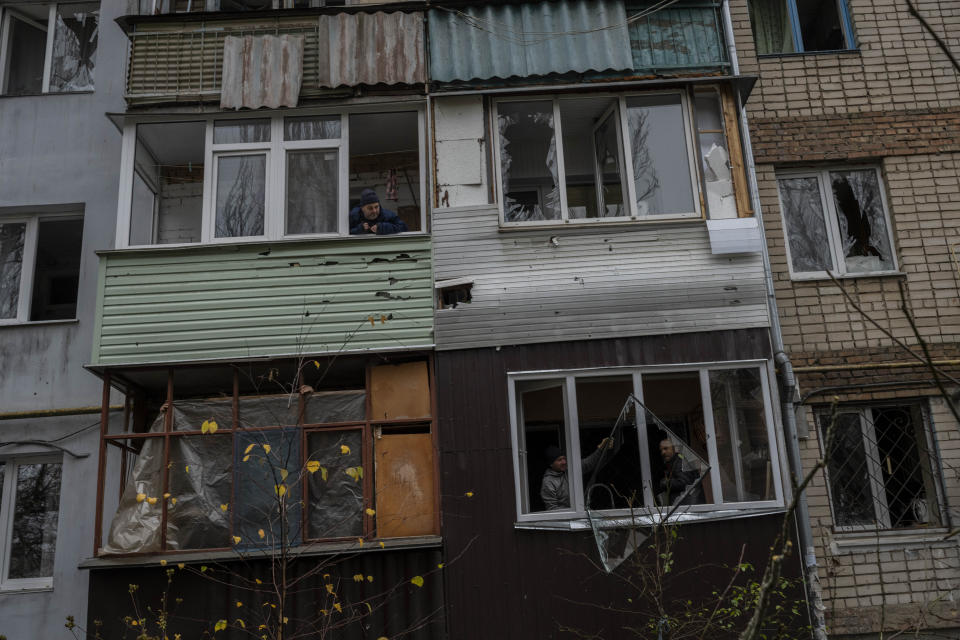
[2,13,46,95]
[284,116,340,141]
[213,119,270,144]
[8,462,61,579]
[215,154,266,238]
[626,95,696,216]
[0,222,26,319]
[306,430,363,539]
[286,150,338,234]
[829,170,894,273]
[709,369,774,503]
[49,3,98,93]
[498,101,561,222]
[695,91,737,220]
[166,435,232,550]
[777,177,834,272]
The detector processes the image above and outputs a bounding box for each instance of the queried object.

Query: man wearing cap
[540,438,616,511]
[349,188,409,235]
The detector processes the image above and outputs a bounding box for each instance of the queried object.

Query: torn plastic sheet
[585,394,709,573]
[306,430,363,539]
[102,426,164,554]
[49,4,97,92]
[703,143,737,220]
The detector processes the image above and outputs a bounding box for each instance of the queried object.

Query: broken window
[129,122,205,246]
[0,213,83,323]
[819,403,943,531]
[777,167,896,277]
[99,360,436,555]
[511,364,782,520]
[0,2,98,95]
[748,0,852,55]
[119,110,425,247]
[0,458,62,588]
[495,89,746,226]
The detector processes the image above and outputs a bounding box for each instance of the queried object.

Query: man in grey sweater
[540,438,615,511]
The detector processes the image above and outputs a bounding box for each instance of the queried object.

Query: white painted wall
[433,95,488,208]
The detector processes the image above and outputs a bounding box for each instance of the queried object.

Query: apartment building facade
[731,0,960,635]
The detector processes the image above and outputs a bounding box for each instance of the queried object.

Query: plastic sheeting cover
[221,34,304,110]
[307,430,363,539]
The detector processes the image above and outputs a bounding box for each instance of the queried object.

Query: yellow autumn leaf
[282,616,289,624]
[333,603,342,613]
[345,466,363,482]
[340,444,351,455]
[236,619,245,629]
[177,563,185,569]
[357,537,364,547]
[313,360,320,369]
[221,503,229,512]
[201,419,218,434]
[321,466,328,482]
[465,491,474,498]
[365,508,376,516]
[232,536,241,545]
[171,497,178,506]
[136,493,146,503]
[437,563,445,569]
[377,637,389,640]
[325,583,334,595]
[263,444,272,454]
[274,484,287,498]
[306,460,320,474]
[255,578,262,584]
[236,601,243,608]
[367,575,374,583]
[160,559,167,566]
[258,528,266,539]
[379,541,385,548]
[244,443,257,455]
[368,315,376,327]
[410,576,424,588]
[147,497,158,505]
[163,492,171,499]
[185,465,190,473]
[353,574,363,582]
[279,469,289,481]
[243,455,251,462]
[214,619,227,632]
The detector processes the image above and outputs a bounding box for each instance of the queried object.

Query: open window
[0,212,83,324]
[98,359,437,556]
[510,363,782,521]
[748,0,854,55]
[0,2,98,95]
[119,110,426,248]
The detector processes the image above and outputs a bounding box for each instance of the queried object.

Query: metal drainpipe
[719,2,827,638]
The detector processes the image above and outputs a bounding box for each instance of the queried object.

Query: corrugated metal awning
[428,1,633,83]
[221,33,304,109]
[317,11,425,88]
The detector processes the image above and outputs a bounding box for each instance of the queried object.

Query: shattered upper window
[0,2,99,95]
[497,101,562,223]
[748,0,852,55]
[819,403,943,531]
[0,459,62,586]
[777,167,896,277]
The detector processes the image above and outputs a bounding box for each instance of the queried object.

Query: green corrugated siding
[92,237,433,366]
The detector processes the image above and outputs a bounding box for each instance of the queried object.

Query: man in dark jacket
[657,438,704,506]
[349,188,408,235]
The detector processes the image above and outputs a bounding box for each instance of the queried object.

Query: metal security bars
[819,403,946,532]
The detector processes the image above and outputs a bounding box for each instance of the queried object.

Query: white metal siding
[433,205,769,350]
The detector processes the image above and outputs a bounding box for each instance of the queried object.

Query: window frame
[507,360,786,523]
[751,0,856,56]
[0,455,63,592]
[493,91,704,228]
[115,107,426,249]
[776,165,898,280]
[0,2,97,96]
[817,402,947,535]
[0,211,83,325]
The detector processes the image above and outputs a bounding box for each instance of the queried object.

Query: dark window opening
[748,0,852,55]
[30,218,83,321]
[2,10,47,95]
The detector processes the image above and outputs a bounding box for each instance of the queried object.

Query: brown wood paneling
[370,361,431,421]
[375,432,436,537]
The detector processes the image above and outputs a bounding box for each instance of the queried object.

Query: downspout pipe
[718,2,827,638]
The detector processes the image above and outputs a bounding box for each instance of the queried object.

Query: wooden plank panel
[370,362,431,421]
[375,432,436,538]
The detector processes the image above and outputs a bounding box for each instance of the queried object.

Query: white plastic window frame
[0,455,62,592]
[0,2,96,95]
[818,402,946,534]
[492,91,702,229]
[507,361,786,523]
[0,212,83,325]
[776,166,898,280]
[115,107,427,249]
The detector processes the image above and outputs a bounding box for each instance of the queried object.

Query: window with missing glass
[509,363,783,521]
[493,87,749,227]
[0,458,63,590]
[776,167,897,278]
[119,110,425,248]
[0,2,98,95]
[817,403,945,532]
[748,0,854,55]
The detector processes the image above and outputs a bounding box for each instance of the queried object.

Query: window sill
[103,233,431,254]
[0,90,94,99]
[0,584,54,594]
[829,528,953,554]
[80,535,443,569]
[756,49,860,59]
[0,318,78,328]
[497,216,705,233]
[515,506,785,530]
[789,271,906,283]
